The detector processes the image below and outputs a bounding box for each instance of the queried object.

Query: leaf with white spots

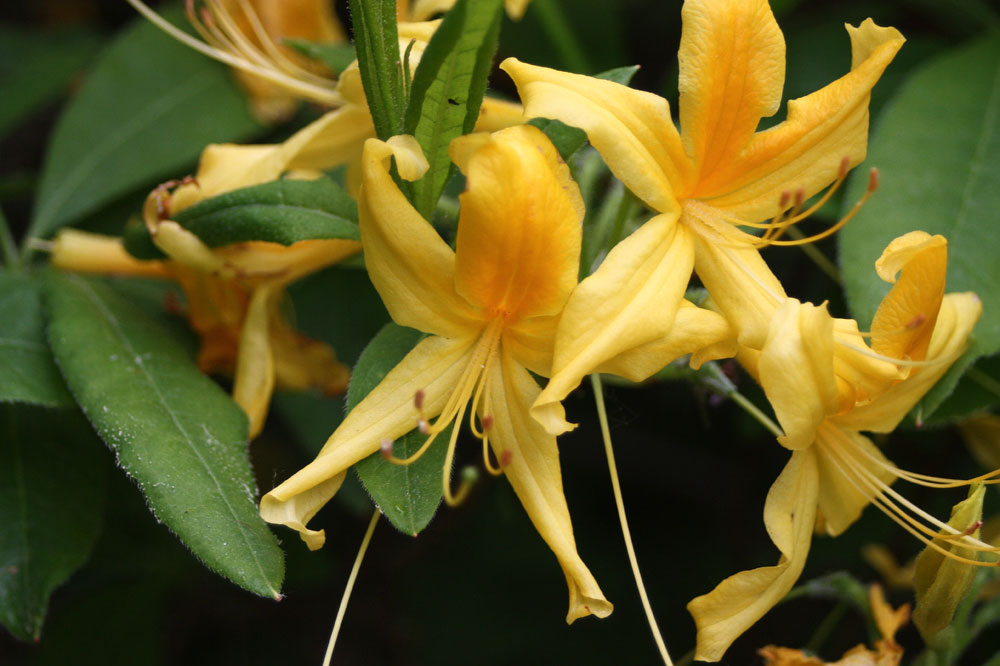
[43,271,283,598]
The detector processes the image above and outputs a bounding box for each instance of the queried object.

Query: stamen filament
[124,0,342,106]
[322,508,380,666]
[591,374,674,666]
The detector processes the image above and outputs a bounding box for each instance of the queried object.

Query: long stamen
[591,374,674,666]
[821,431,999,561]
[442,399,475,506]
[757,169,879,248]
[124,0,342,106]
[835,339,966,369]
[322,508,380,666]
[846,439,1000,488]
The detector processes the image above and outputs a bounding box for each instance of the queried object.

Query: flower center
[382,316,510,506]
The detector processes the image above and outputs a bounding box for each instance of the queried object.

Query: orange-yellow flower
[501,0,904,435]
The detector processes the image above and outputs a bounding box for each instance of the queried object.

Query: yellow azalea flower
[260,125,620,623]
[50,130,361,439]
[687,232,986,661]
[758,585,908,666]
[501,0,904,434]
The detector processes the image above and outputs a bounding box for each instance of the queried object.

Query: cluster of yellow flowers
[49,0,997,661]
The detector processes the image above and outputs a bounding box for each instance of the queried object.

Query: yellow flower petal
[487,348,612,623]
[871,232,947,362]
[532,213,693,435]
[473,96,525,132]
[359,136,481,338]
[503,314,558,377]
[451,125,583,320]
[50,229,169,278]
[501,58,688,215]
[699,20,904,222]
[688,449,819,662]
[758,300,838,450]
[678,0,785,183]
[170,104,376,212]
[814,424,895,537]
[259,472,346,551]
[260,335,475,547]
[832,317,903,408]
[687,205,787,348]
[835,292,981,433]
[233,285,276,439]
[593,300,734,381]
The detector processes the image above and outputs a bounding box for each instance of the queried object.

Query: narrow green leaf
[349,324,449,536]
[173,177,360,246]
[403,0,503,218]
[593,65,640,86]
[44,272,283,598]
[839,36,1000,418]
[349,0,405,140]
[0,273,74,408]
[284,39,357,76]
[528,117,588,161]
[28,6,262,242]
[0,404,107,642]
[0,24,101,139]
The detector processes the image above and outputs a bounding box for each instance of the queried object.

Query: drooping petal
[813,424,895,537]
[486,348,613,623]
[451,125,583,321]
[677,0,785,183]
[473,96,524,132]
[269,308,350,395]
[260,334,475,548]
[359,136,481,338]
[871,232,947,362]
[758,299,838,451]
[233,285,276,438]
[216,239,361,288]
[835,292,981,433]
[532,213,693,434]
[688,205,787,349]
[593,300,734,382]
[170,104,376,212]
[696,20,905,222]
[501,58,689,214]
[688,449,819,662]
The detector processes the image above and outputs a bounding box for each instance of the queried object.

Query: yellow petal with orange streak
[871,232,947,362]
[697,20,904,223]
[451,125,582,320]
[678,0,785,182]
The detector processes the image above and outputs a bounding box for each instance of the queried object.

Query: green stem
[967,367,1000,402]
[531,0,590,73]
[804,600,849,654]
[702,363,784,438]
[0,205,20,272]
[782,225,842,284]
[590,374,674,666]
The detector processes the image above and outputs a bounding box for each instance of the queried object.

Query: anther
[380,438,394,460]
[868,168,880,192]
[838,155,851,179]
[906,313,927,329]
[778,190,791,209]
[414,389,425,410]
[500,450,513,467]
[481,414,494,431]
[417,418,430,435]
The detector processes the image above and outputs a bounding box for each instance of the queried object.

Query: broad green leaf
[173,177,360,246]
[284,39,357,76]
[0,273,74,408]
[0,404,106,642]
[349,323,449,536]
[0,24,101,139]
[926,353,1000,424]
[44,272,283,598]
[28,5,262,241]
[403,0,503,218]
[839,36,1000,419]
[349,0,405,140]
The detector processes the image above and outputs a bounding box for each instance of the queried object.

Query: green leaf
[528,117,588,160]
[0,273,74,408]
[0,404,107,642]
[43,272,284,598]
[173,177,360,246]
[592,64,640,86]
[348,0,405,140]
[839,36,1000,419]
[349,324,449,536]
[403,0,503,218]
[28,5,262,242]
[284,39,357,76]
[925,353,1000,424]
[0,24,101,139]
